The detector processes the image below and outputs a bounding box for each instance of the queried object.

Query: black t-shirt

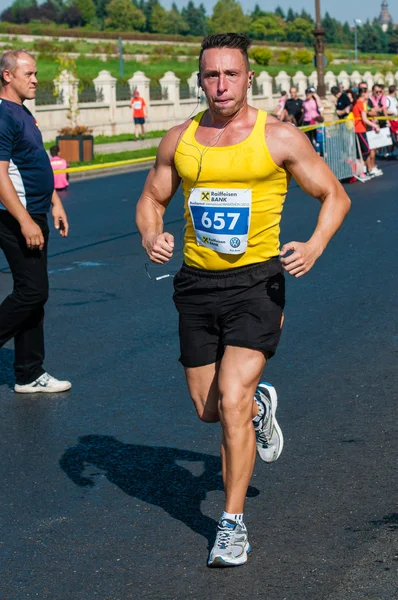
[285,98,303,123]
[336,93,351,118]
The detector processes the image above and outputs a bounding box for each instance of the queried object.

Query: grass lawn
[44,129,167,150]
[69,146,158,168]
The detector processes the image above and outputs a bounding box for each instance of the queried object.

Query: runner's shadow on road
[60,435,259,547]
[0,348,15,388]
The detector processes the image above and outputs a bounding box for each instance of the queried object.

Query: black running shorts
[173,258,285,368]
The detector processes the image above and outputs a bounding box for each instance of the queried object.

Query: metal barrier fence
[302,118,357,180]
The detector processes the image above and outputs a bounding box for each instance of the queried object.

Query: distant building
[378,0,393,32]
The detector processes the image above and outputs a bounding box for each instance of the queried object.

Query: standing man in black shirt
[331,86,352,119]
[0,50,71,393]
[283,86,303,125]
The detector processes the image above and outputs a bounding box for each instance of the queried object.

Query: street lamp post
[314,0,326,98]
[354,19,361,64]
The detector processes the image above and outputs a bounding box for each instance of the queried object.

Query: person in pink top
[302,87,322,147]
[50,145,69,191]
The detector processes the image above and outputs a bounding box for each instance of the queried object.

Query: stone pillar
[292,71,307,96]
[159,71,180,106]
[128,71,150,106]
[373,72,384,85]
[256,71,273,97]
[363,71,374,89]
[55,69,79,126]
[308,70,318,88]
[93,70,117,123]
[385,72,394,86]
[350,70,361,86]
[274,70,291,93]
[187,71,199,99]
[337,70,350,90]
[324,71,337,92]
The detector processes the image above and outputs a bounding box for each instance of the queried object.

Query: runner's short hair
[0,50,34,84]
[199,33,251,71]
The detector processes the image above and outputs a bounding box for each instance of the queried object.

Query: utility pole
[313,0,326,98]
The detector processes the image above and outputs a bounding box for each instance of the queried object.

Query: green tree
[286,8,296,22]
[322,12,337,43]
[208,0,250,34]
[181,1,208,36]
[105,0,146,31]
[150,3,189,34]
[274,6,285,19]
[249,14,286,41]
[73,0,96,25]
[286,17,313,45]
[299,9,313,23]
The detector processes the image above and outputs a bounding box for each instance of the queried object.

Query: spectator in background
[386,85,398,151]
[273,90,287,119]
[314,115,325,157]
[50,145,69,191]
[130,89,147,141]
[283,86,303,126]
[331,86,352,119]
[302,87,322,146]
[352,87,382,180]
[368,84,388,127]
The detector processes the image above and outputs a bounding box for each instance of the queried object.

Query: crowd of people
[273,82,398,182]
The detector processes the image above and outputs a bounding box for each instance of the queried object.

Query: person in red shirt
[130,89,147,140]
[352,87,381,179]
[49,145,69,191]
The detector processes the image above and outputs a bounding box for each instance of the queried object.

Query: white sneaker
[14,372,72,393]
[208,519,250,568]
[368,167,383,177]
[254,382,284,463]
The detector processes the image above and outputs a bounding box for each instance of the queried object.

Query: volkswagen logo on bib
[230,237,241,249]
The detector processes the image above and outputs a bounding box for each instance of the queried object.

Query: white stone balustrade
[292,70,307,95]
[363,71,374,89]
[128,71,150,106]
[324,71,337,91]
[336,70,350,90]
[350,70,362,86]
[159,71,181,104]
[275,70,291,93]
[33,68,394,142]
[256,71,273,97]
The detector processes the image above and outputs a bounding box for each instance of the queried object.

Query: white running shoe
[368,167,383,177]
[254,382,284,463]
[208,519,250,568]
[14,372,72,393]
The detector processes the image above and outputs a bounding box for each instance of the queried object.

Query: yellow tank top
[174,109,290,270]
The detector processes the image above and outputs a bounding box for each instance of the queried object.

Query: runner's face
[5,54,37,101]
[200,48,252,118]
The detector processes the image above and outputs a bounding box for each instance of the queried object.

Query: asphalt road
[0,162,397,600]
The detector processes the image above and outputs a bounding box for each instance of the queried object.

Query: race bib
[133,101,142,110]
[188,187,252,254]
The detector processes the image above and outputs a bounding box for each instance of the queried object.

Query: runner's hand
[20,219,45,250]
[143,232,174,264]
[280,241,322,278]
[52,203,69,237]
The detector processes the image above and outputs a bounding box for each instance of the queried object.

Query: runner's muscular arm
[135,124,185,264]
[266,119,351,278]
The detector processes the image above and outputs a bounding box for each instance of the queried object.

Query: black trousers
[0,211,49,384]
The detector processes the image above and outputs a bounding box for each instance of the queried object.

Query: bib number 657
[201,211,239,231]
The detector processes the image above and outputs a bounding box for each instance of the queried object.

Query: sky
[0,0,396,25]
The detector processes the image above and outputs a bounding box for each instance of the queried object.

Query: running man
[135,33,351,568]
